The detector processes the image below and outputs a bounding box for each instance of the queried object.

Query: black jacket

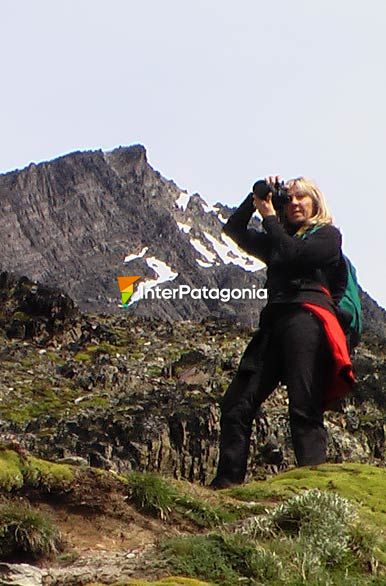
[223,193,346,315]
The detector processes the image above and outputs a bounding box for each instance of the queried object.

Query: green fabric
[298,224,363,339]
[340,258,363,335]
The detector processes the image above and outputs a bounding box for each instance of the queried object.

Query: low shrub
[239,489,384,579]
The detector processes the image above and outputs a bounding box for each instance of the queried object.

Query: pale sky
[1,0,386,308]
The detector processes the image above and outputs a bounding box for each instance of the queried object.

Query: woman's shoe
[209,476,239,490]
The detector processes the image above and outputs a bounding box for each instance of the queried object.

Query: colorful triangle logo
[117,276,141,306]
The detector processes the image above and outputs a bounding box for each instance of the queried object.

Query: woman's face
[284,186,315,226]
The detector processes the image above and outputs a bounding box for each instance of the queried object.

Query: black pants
[213,306,333,486]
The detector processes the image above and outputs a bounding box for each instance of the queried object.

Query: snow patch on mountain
[175,192,191,211]
[177,222,192,234]
[145,257,178,282]
[196,259,213,268]
[125,256,178,306]
[201,200,217,214]
[203,232,265,272]
[124,246,149,263]
[190,238,216,265]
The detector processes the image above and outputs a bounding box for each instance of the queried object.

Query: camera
[252,179,291,210]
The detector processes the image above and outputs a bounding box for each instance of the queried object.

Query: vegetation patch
[174,494,233,528]
[86,576,212,586]
[151,578,213,585]
[241,490,364,570]
[0,502,62,560]
[161,533,282,586]
[74,351,92,362]
[158,489,385,585]
[11,311,30,322]
[0,378,112,424]
[21,455,74,492]
[0,449,73,493]
[74,341,134,363]
[0,450,25,491]
[86,342,124,356]
[0,457,384,583]
[126,472,235,527]
[126,472,177,520]
[227,463,386,530]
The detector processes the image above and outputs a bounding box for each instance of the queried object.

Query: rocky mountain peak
[0,144,384,338]
[105,143,149,180]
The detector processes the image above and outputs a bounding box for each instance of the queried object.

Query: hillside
[0,273,384,481]
[0,448,384,585]
[0,267,383,586]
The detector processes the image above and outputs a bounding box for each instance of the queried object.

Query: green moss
[11,311,29,322]
[124,579,214,585]
[0,450,73,493]
[19,354,40,368]
[147,366,163,377]
[227,463,386,564]
[46,351,65,365]
[74,352,92,362]
[228,464,386,529]
[21,456,74,491]
[86,342,122,355]
[0,401,31,424]
[130,351,144,359]
[0,450,25,491]
[0,380,111,424]
[87,576,213,586]
[73,342,127,363]
[77,396,110,410]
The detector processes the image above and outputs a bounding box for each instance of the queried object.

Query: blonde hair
[283,177,334,235]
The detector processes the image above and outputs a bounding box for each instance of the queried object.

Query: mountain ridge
[0,144,385,338]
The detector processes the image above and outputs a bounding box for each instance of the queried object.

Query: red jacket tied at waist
[302,302,355,410]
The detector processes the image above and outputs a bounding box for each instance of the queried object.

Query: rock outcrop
[0,277,384,484]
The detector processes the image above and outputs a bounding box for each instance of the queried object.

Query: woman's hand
[252,175,280,218]
[253,193,276,218]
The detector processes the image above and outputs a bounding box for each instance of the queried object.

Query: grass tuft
[125,473,232,527]
[126,472,177,520]
[0,502,62,560]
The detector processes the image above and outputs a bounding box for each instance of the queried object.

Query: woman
[210,176,355,489]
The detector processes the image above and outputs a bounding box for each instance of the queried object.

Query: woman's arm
[222,193,271,264]
[262,216,342,267]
